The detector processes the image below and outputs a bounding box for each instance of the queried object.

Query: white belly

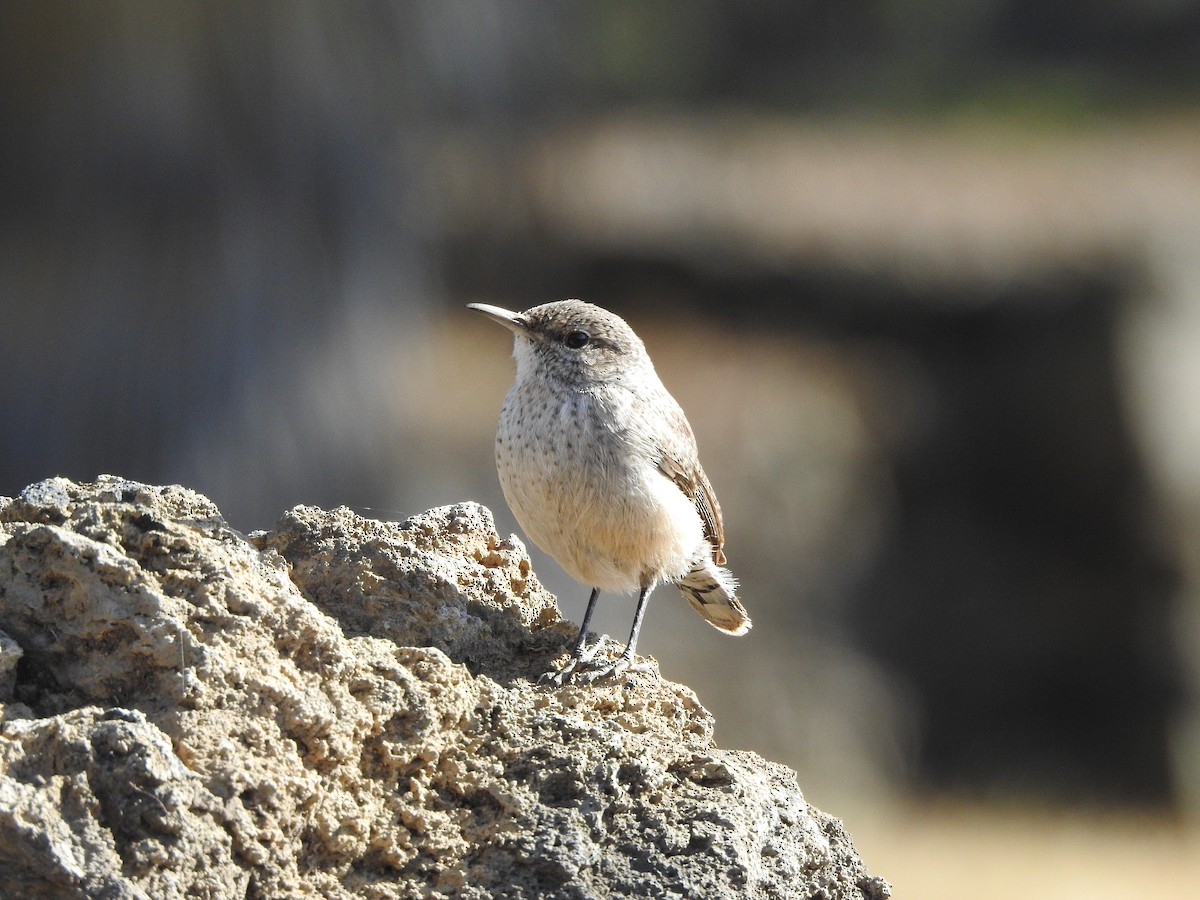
[495,388,701,592]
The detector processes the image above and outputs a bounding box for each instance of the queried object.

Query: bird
[468,299,750,684]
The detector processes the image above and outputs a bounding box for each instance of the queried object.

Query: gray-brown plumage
[468,299,751,683]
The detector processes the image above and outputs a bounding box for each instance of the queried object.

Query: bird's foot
[573,651,655,685]
[540,633,605,686]
[540,637,654,687]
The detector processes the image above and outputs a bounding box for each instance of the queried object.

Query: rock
[0,476,889,899]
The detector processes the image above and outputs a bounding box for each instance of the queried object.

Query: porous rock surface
[0,476,889,899]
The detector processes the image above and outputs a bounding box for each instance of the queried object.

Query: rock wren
[468,299,751,684]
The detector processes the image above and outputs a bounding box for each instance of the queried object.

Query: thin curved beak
[467,303,530,336]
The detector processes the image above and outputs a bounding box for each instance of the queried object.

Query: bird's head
[468,299,651,388]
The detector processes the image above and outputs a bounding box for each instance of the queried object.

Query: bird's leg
[577,583,656,684]
[571,586,601,657]
[541,588,606,684]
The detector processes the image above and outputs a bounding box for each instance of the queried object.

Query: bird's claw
[538,632,603,685]
[573,653,655,685]
[539,634,654,686]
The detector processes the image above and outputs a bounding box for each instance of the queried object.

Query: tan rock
[0,476,888,899]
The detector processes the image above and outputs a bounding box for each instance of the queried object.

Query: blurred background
[3,2,1199,895]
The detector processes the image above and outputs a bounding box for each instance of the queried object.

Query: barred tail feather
[676,557,751,636]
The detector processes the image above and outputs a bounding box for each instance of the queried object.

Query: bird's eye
[564,330,590,349]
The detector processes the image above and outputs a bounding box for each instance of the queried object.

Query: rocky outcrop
[0,476,889,899]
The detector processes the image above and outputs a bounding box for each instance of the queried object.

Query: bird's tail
[675,552,751,636]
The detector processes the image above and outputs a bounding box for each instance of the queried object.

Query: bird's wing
[654,404,727,566]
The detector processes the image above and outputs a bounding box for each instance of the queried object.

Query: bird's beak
[467,303,530,336]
